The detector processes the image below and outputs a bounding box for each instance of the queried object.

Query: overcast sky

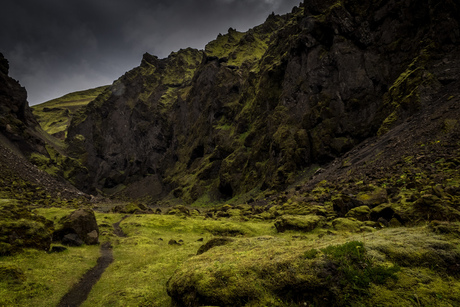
[1,0,301,105]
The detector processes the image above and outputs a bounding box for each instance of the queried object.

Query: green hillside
[32,86,109,138]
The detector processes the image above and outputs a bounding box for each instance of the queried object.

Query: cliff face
[67,0,460,203]
[0,53,45,155]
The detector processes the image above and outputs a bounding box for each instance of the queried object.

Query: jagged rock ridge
[67,0,460,204]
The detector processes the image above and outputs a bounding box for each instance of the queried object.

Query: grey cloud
[1,0,301,105]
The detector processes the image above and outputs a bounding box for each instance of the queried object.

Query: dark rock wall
[0,53,46,155]
[67,0,460,203]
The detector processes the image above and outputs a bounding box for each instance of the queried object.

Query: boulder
[356,188,388,207]
[331,218,363,232]
[332,194,364,217]
[345,205,370,221]
[168,239,182,246]
[167,205,190,216]
[53,209,99,245]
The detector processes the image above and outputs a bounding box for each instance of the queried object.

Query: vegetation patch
[32,86,108,137]
[167,227,460,306]
[0,201,54,255]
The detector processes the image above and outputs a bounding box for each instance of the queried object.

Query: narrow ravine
[57,216,128,307]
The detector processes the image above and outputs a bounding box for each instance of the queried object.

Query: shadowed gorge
[1,0,460,306]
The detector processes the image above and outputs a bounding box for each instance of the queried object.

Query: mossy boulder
[331,217,363,232]
[332,194,364,217]
[274,214,325,232]
[370,204,397,223]
[166,205,191,216]
[53,208,99,245]
[0,202,53,255]
[356,188,388,207]
[345,205,370,221]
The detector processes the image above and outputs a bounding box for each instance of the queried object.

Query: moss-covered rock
[166,205,191,216]
[345,205,370,221]
[0,201,53,255]
[274,214,325,232]
[53,208,99,245]
[356,187,388,207]
[331,217,363,232]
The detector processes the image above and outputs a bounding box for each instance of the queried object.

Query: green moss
[345,206,371,221]
[331,217,364,232]
[0,202,53,255]
[321,241,399,291]
[356,187,388,206]
[274,214,326,232]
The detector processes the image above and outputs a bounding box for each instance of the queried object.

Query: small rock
[378,217,389,227]
[168,239,181,246]
[86,230,99,245]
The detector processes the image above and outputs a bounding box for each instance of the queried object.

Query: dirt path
[57,216,128,307]
[112,215,129,237]
[57,242,114,307]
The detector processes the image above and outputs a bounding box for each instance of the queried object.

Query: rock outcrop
[0,53,45,155]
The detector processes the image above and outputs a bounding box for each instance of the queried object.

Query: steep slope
[32,85,109,139]
[67,0,460,206]
[0,53,89,205]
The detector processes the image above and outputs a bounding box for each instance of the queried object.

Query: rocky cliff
[0,53,89,204]
[67,0,460,204]
[0,53,45,155]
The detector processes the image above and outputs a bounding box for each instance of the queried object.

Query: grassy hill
[32,86,109,139]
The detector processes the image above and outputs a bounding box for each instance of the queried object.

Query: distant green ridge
[32,85,109,138]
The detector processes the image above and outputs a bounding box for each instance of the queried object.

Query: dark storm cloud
[1,0,301,105]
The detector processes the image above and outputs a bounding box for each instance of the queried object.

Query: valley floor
[1,206,460,306]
